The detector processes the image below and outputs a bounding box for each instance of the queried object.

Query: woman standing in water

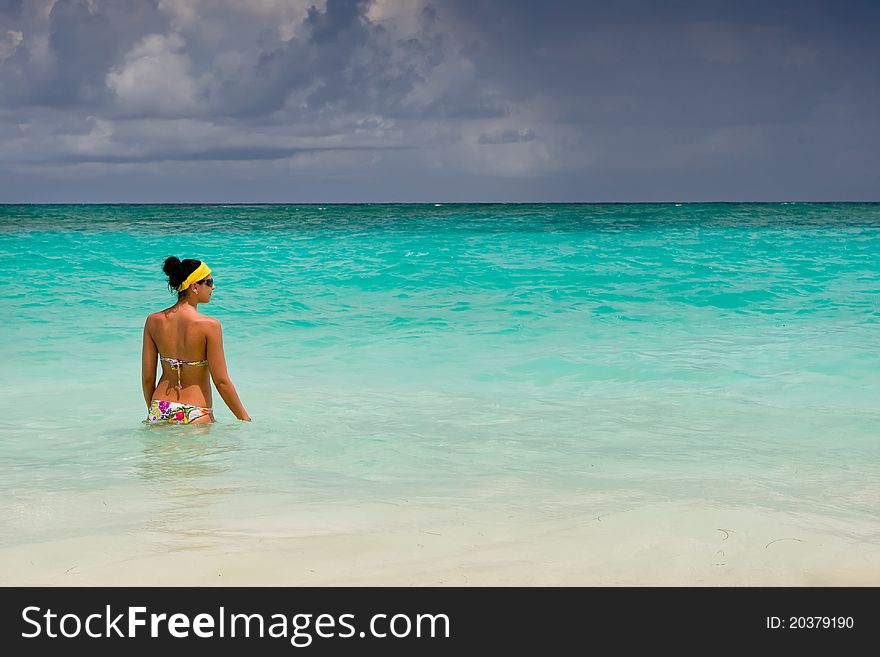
[142,257,251,424]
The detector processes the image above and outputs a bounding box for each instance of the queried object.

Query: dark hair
[163,256,202,297]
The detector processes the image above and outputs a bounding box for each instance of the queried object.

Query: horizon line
[2,200,879,206]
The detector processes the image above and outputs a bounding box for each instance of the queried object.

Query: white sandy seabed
[2,492,879,586]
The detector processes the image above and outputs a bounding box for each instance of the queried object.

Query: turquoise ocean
[1,203,878,585]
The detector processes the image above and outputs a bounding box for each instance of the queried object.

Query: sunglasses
[199,278,214,287]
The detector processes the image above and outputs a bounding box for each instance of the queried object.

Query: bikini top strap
[160,356,183,389]
[161,357,209,389]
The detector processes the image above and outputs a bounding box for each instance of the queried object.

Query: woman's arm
[206,318,251,421]
[141,318,158,408]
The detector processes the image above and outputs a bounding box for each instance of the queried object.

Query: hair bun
[163,256,182,277]
[163,256,184,291]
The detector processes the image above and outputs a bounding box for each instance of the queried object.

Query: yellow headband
[177,262,212,291]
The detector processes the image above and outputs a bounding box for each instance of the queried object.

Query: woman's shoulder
[144,311,163,326]
[197,315,222,332]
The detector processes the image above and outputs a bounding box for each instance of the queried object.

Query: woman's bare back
[147,305,214,407]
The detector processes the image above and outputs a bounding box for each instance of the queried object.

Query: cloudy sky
[0,0,878,202]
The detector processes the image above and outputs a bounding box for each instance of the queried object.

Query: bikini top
[160,356,209,390]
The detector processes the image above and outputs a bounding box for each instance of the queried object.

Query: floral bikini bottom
[146,399,213,425]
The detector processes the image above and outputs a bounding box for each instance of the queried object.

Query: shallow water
[1,203,878,584]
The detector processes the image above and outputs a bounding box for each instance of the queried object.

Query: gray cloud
[49,143,408,164]
[44,0,116,104]
[1,0,169,107]
[203,0,500,120]
[438,0,880,128]
[0,0,878,201]
[478,129,535,145]
[0,0,23,18]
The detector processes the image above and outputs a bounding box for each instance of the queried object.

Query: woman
[142,257,251,424]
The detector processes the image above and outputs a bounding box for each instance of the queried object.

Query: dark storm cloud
[206,0,500,120]
[306,0,370,43]
[438,0,880,128]
[300,0,416,114]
